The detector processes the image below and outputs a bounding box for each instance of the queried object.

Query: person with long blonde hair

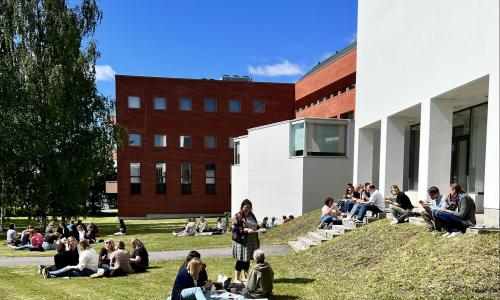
[171,258,213,300]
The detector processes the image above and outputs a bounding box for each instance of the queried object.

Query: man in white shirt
[352,184,385,223]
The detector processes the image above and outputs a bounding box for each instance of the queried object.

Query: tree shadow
[274,277,315,284]
[271,295,300,299]
[146,266,162,270]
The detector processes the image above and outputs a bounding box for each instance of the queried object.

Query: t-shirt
[110,249,131,273]
[6,229,17,242]
[369,190,385,210]
[396,192,414,210]
[131,246,149,268]
[77,248,99,272]
[54,251,77,269]
[186,222,196,234]
[321,205,336,217]
[31,233,44,248]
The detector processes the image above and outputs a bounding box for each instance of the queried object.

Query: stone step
[288,240,307,252]
[308,231,330,243]
[298,236,319,248]
[365,216,382,224]
[386,212,395,221]
[329,225,352,235]
[466,227,486,235]
[317,229,344,239]
[342,219,364,229]
[409,217,427,226]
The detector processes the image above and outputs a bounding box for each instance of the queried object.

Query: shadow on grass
[271,295,300,299]
[274,277,315,284]
[146,266,162,270]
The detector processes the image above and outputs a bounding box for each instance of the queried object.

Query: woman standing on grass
[232,199,260,283]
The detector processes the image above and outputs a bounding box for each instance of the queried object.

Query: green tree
[0,0,122,228]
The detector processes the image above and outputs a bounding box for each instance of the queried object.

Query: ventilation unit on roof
[220,75,252,82]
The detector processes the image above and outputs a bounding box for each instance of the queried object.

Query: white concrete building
[354,0,499,227]
[231,118,354,219]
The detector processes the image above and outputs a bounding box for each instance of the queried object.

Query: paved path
[0,245,290,267]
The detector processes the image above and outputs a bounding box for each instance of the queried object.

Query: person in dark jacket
[179,251,208,287]
[171,258,213,300]
[385,185,414,224]
[434,183,476,237]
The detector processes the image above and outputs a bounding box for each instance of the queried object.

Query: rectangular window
[179,98,192,111]
[252,100,265,113]
[234,141,240,165]
[306,123,347,156]
[154,97,166,110]
[229,99,241,112]
[181,163,191,195]
[130,163,141,194]
[408,124,420,190]
[204,136,216,149]
[180,136,192,148]
[204,98,217,112]
[128,96,140,109]
[228,137,235,149]
[291,122,305,156]
[156,163,166,194]
[128,134,141,147]
[154,134,167,147]
[205,164,216,195]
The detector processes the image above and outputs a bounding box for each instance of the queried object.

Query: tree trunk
[0,206,5,232]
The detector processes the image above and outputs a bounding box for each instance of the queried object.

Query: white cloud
[95,65,116,81]
[248,60,304,77]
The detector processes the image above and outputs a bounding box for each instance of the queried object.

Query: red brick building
[115,75,295,217]
[295,42,356,118]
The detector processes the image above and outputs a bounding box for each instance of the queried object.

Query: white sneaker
[390,219,399,225]
[447,231,463,238]
[442,232,451,237]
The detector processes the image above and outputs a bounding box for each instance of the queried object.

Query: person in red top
[8,229,44,251]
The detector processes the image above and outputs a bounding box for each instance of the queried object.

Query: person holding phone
[419,186,448,232]
[385,185,414,224]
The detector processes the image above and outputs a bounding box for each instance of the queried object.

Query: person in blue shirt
[419,186,448,232]
[171,258,213,300]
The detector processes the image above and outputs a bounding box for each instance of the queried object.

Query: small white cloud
[248,60,304,77]
[95,65,116,81]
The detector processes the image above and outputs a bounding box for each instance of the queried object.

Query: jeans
[10,244,35,250]
[433,211,464,232]
[42,242,56,250]
[49,267,96,278]
[180,287,210,300]
[321,215,337,224]
[341,201,355,214]
[356,204,383,221]
[348,204,360,219]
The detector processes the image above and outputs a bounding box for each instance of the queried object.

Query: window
[204,136,216,149]
[154,134,167,147]
[306,123,347,156]
[234,141,240,165]
[229,99,241,112]
[180,136,192,148]
[154,97,166,110]
[205,164,216,194]
[204,98,217,112]
[129,134,141,147]
[291,123,305,156]
[179,98,192,111]
[408,124,420,190]
[128,96,140,109]
[228,137,235,149]
[130,163,141,194]
[181,163,191,194]
[156,163,166,194]
[252,100,265,113]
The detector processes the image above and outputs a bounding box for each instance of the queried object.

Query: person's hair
[119,219,125,226]
[282,215,287,220]
[67,236,76,242]
[346,183,354,188]
[355,184,363,191]
[390,185,400,193]
[56,242,66,253]
[240,199,252,210]
[106,239,115,249]
[117,240,125,250]
[77,225,83,230]
[181,250,202,269]
[369,184,376,190]
[200,216,204,220]
[88,224,94,230]
[450,183,463,194]
[263,217,268,221]
[427,186,440,195]
[131,238,144,249]
[48,221,54,226]
[187,258,203,280]
[253,249,265,264]
[324,197,334,205]
[289,215,294,219]
[364,182,371,187]
[9,223,14,230]
[29,229,36,235]
[79,239,90,250]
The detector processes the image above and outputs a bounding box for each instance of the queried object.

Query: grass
[0,216,231,257]
[0,214,499,299]
[260,209,322,245]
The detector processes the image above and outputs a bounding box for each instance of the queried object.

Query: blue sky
[94,0,358,99]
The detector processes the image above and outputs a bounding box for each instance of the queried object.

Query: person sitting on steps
[386,184,414,224]
[320,197,341,229]
[349,184,385,224]
[419,186,448,232]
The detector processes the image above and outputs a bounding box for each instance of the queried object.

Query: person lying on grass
[9,229,44,251]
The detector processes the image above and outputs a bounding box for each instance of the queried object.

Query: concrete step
[365,216,382,224]
[298,236,319,248]
[342,219,357,229]
[317,229,344,239]
[409,217,427,226]
[308,231,330,243]
[329,225,352,235]
[386,212,395,221]
[466,227,486,235]
[288,240,307,252]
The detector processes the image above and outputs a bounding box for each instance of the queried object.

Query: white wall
[231,136,249,216]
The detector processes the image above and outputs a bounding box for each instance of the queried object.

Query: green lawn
[0,216,231,257]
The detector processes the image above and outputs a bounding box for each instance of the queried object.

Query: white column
[354,127,374,184]
[484,73,500,227]
[418,98,453,200]
[379,117,406,197]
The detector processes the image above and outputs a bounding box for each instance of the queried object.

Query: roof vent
[221,75,252,82]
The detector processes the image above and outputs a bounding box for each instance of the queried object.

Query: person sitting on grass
[9,229,44,251]
[43,239,98,278]
[419,186,448,232]
[91,240,132,278]
[20,225,33,246]
[57,222,70,239]
[114,219,127,236]
[98,238,115,271]
[386,184,414,224]
[232,249,274,299]
[43,221,61,250]
[196,216,208,233]
[319,197,341,229]
[173,218,197,237]
[76,224,86,241]
[214,217,226,234]
[5,223,20,246]
[282,215,289,224]
[86,223,97,244]
[350,184,385,224]
[179,250,209,287]
[259,217,269,229]
[433,183,476,237]
[38,242,77,274]
[171,257,213,300]
[65,236,80,262]
[267,217,277,228]
[130,238,149,273]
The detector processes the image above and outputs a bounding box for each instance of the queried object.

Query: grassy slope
[260,209,321,245]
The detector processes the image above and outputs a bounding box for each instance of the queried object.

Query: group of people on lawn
[172,216,227,237]
[321,182,477,237]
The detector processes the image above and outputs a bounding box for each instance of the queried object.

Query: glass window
[253,100,265,113]
[128,96,140,109]
[205,164,216,195]
[204,136,216,149]
[234,141,240,165]
[468,104,487,193]
[204,99,217,112]
[408,124,420,190]
[306,123,346,156]
[156,163,166,194]
[179,98,192,111]
[154,97,166,110]
[154,134,167,147]
[130,163,141,194]
[180,136,192,148]
[128,134,141,147]
[229,99,241,113]
[291,122,305,156]
[228,137,235,149]
[181,163,191,194]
